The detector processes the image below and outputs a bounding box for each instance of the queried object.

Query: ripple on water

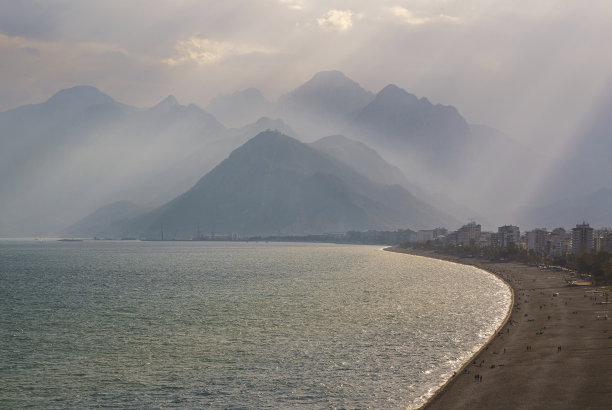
[0,241,511,409]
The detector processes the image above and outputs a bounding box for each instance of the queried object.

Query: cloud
[279,0,304,11]
[390,6,459,25]
[391,7,430,25]
[163,37,273,66]
[317,10,354,32]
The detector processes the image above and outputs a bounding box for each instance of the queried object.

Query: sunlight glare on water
[0,240,511,408]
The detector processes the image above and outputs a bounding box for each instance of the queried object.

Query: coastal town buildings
[498,225,520,248]
[411,220,611,259]
[477,231,493,248]
[572,222,594,255]
[489,232,499,248]
[547,228,572,256]
[457,222,481,246]
[526,228,549,255]
[444,223,480,246]
[417,230,434,243]
[605,233,612,253]
[433,227,448,238]
[594,229,612,253]
[417,228,448,243]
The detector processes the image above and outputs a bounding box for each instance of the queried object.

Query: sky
[1,0,612,153]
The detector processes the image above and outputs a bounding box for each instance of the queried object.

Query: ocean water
[0,240,511,409]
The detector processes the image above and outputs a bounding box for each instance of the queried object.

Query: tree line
[399,241,612,286]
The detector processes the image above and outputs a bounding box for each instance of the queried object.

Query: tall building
[526,228,549,255]
[547,228,571,256]
[498,225,520,248]
[605,233,612,253]
[456,222,481,246]
[477,231,492,248]
[594,229,612,253]
[489,232,499,248]
[572,222,594,255]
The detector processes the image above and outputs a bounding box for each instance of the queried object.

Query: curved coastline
[387,247,612,410]
[421,254,514,408]
[385,248,514,409]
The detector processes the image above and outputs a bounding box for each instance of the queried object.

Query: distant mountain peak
[160,95,179,106]
[309,70,355,83]
[376,84,419,105]
[123,130,456,237]
[278,70,374,130]
[243,129,290,146]
[290,70,369,94]
[237,87,267,99]
[149,95,180,112]
[47,85,116,106]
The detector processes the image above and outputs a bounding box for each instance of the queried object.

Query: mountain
[0,87,226,236]
[354,84,470,150]
[276,70,375,139]
[123,131,457,238]
[226,117,297,141]
[310,134,407,186]
[310,134,486,226]
[2,73,579,236]
[62,200,147,238]
[207,88,273,128]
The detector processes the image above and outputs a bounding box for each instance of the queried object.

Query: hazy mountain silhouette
[3,72,608,236]
[123,131,457,238]
[0,86,226,235]
[276,70,374,139]
[355,84,470,149]
[62,200,148,238]
[310,135,407,186]
[310,134,487,226]
[207,88,273,128]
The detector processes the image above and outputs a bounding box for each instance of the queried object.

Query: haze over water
[1,241,510,408]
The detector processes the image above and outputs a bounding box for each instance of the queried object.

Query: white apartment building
[526,228,548,255]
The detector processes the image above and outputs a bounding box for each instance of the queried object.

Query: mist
[1,1,611,236]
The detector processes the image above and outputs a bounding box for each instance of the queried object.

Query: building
[526,228,549,255]
[606,233,612,253]
[456,222,481,246]
[446,231,458,246]
[572,222,594,255]
[594,229,612,253]
[433,227,448,238]
[547,228,572,256]
[477,231,493,248]
[489,232,499,248]
[498,225,520,248]
[417,230,434,243]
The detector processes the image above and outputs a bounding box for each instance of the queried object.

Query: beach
[387,248,612,410]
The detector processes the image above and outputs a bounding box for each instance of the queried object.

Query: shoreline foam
[386,247,612,410]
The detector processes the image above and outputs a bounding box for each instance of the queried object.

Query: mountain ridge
[122,131,458,238]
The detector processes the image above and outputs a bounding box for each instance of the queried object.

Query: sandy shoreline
[386,248,612,410]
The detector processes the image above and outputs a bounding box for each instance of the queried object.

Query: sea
[0,240,511,409]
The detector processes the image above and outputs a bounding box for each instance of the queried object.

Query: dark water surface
[0,240,510,408]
